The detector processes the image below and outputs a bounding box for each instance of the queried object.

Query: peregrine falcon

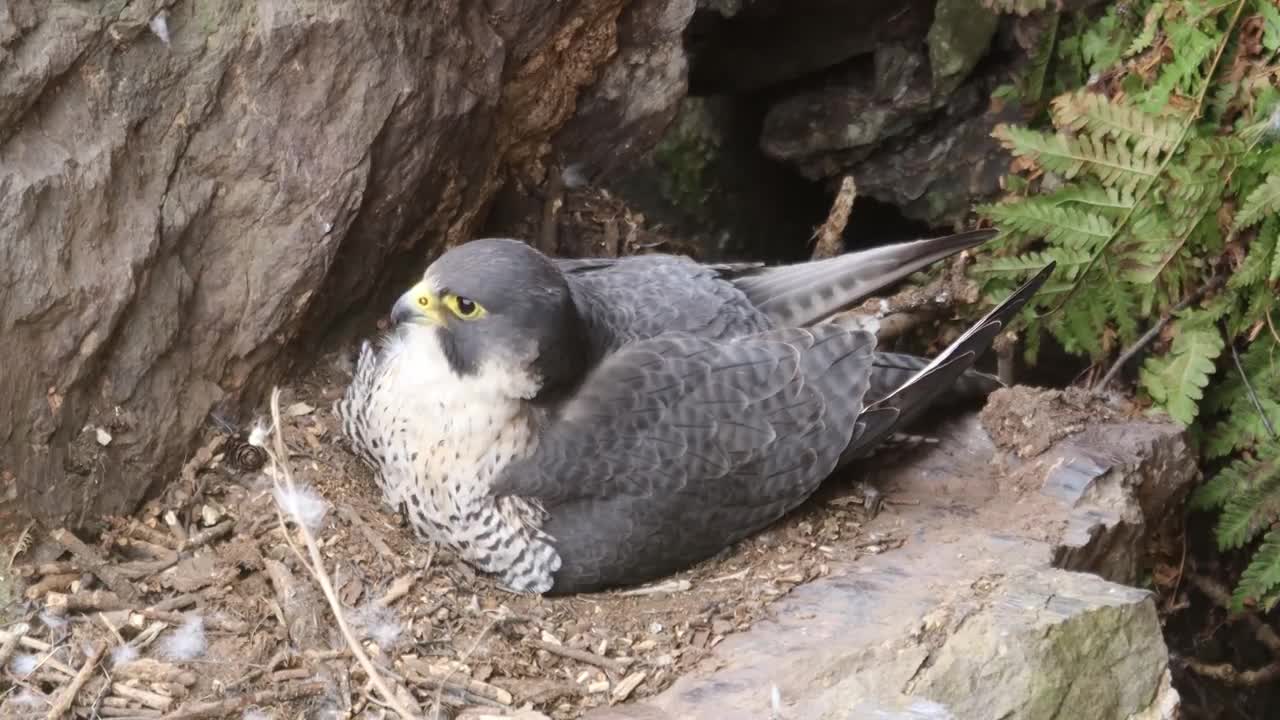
[335,231,1053,594]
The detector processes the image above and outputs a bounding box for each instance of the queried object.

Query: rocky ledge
[591,387,1194,720]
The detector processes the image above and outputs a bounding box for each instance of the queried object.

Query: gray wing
[729,229,997,327]
[842,261,1055,463]
[561,255,775,359]
[490,326,877,594]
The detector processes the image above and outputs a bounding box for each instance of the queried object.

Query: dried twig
[12,561,82,578]
[1093,276,1224,393]
[51,528,141,604]
[1188,572,1280,655]
[45,641,105,719]
[379,569,424,607]
[132,609,246,634]
[1180,656,1280,686]
[262,387,420,719]
[111,683,174,711]
[0,622,28,670]
[45,589,126,615]
[24,573,79,600]
[1224,327,1278,440]
[178,521,233,553]
[528,640,626,675]
[812,176,856,260]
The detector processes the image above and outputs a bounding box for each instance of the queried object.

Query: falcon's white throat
[337,324,563,593]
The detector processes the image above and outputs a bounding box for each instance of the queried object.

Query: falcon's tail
[729,228,997,328]
[865,351,1003,408]
[839,262,1055,465]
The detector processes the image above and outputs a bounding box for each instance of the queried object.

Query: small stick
[379,571,422,607]
[24,573,79,600]
[46,589,126,615]
[1224,327,1278,440]
[1180,657,1280,686]
[538,163,565,256]
[812,176,856,260]
[407,664,513,706]
[128,521,182,551]
[1187,573,1280,655]
[148,594,199,612]
[99,709,163,718]
[1093,276,1223,393]
[156,681,327,720]
[0,622,29,669]
[528,639,627,675]
[132,609,246,634]
[51,528,141,605]
[12,562,82,578]
[263,388,421,719]
[114,537,179,563]
[45,641,106,719]
[178,521,232,553]
[110,683,174,711]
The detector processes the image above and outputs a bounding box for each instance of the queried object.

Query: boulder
[589,388,1195,719]
[0,0,690,532]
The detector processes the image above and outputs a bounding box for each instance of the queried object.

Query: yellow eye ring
[444,294,486,319]
[417,296,430,307]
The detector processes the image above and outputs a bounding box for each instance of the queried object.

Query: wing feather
[490,326,877,592]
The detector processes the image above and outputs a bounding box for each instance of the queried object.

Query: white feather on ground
[350,603,402,648]
[159,616,207,661]
[271,483,329,530]
[10,653,38,676]
[111,643,139,667]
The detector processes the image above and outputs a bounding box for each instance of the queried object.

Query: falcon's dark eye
[455,297,477,316]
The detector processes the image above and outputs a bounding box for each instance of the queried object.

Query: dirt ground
[0,338,927,720]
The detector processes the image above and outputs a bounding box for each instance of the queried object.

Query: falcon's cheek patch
[436,327,477,377]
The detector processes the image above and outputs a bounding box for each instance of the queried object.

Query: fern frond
[1234,173,1280,231]
[982,199,1114,248]
[1126,2,1166,58]
[1144,18,1217,110]
[994,124,1161,192]
[1261,2,1280,54]
[981,0,1049,16]
[1234,526,1280,610]
[973,249,1090,276]
[1139,318,1224,425]
[1213,442,1280,551]
[1229,228,1278,290]
[1051,90,1184,162]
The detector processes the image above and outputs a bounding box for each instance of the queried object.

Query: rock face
[0,0,690,531]
[590,388,1194,719]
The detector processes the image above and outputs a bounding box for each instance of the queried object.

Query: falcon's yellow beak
[391,282,448,326]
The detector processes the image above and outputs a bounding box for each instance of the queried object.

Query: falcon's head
[390,239,590,399]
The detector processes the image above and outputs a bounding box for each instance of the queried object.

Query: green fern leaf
[994,125,1160,192]
[981,0,1050,16]
[1051,90,1183,162]
[1125,2,1166,58]
[983,199,1114,248]
[1234,526,1280,611]
[1234,173,1280,232]
[1260,1,1280,53]
[1139,320,1224,425]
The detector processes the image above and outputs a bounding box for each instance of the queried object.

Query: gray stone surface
[589,397,1191,719]
[0,0,689,531]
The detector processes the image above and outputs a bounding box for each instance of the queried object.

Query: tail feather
[731,229,998,327]
[866,351,1002,407]
[840,262,1054,464]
